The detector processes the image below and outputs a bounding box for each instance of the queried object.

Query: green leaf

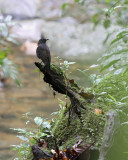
[100,59,120,72]
[34,69,40,72]
[105,0,110,3]
[103,32,112,44]
[110,35,128,45]
[74,0,79,2]
[34,117,43,126]
[17,136,29,142]
[30,138,36,144]
[14,78,22,87]
[62,3,68,10]
[103,19,111,29]
[103,49,128,60]
[108,94,116,102]
[0,51,7,59]
[92,14,99,26]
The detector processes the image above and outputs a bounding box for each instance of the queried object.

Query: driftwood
[33,62,96,160]
[35,62,94,118]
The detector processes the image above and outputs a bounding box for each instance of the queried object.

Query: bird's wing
[36,46,47,58]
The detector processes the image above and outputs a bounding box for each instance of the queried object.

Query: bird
[36,38,51,69]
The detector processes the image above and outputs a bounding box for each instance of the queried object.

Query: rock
[11,19,43,41]
[12,19,107,58]
[37,0,63,20]
[0,0,40,19]
[58,16,78,25]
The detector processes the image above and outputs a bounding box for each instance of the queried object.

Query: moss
[51,72,128,150]
[52,102,106,149]
[51,64,64,78]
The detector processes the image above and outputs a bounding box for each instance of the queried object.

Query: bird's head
[38,38,49,45]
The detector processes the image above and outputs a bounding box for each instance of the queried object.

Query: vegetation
[0,15,20,86]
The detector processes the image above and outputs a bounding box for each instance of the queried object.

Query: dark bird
[36,38,51,69]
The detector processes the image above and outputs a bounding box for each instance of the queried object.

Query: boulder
[0,0,40,19]
[12,19,106,58]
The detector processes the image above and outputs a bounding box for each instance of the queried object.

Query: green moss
[52,103,106,149]
[51,64,64,77]
[51,72,128,150]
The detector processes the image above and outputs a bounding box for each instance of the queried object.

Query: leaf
[111,36,125,45]
[0,51,7,59]
[0,23,8,37]
[62,3,68,10]
[74,0,79,2]
[14,77,22,87]
[89,64,99,68]
[100,59,120,72]
[103,49,128,60]
[121,121,128,125]
[7,37,20,45]
[121,96,128,101]
[117,31,128,37]
[68,62,76,65]
[105,0,110,3]
[114,68,123,75]
[42,121,51,129]
[34,69,40,72]
[34,117,43,126]
[103,19,111,29]
[103,32,112,44]
[92,14,100,26]
[108,94,116,102]
[5,15,12,22]
[17,135,29,142]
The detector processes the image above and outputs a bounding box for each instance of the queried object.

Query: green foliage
[99,28,128,75]
[0,15,20,86]
[0,57,20,86]
[60,60,76,71]
[11,114,54,160]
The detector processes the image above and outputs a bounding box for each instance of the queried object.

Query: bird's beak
[46,39,49,41]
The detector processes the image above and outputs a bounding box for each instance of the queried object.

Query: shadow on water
[0,46,100,159]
